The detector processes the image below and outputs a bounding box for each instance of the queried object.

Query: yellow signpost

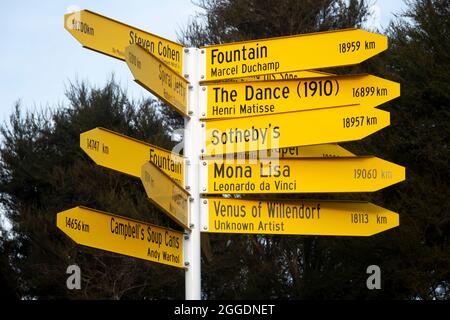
[201,197,399,236]
[274,144,354,158]
[141,162,190,230]
[125,44,189,116]
[201,74,400,119]
[203,105,390,155]
[248,70,334,81]
[80,127,184,186]
[201,156,405,194]
[64,9,184,74]
[65,8,406,299]
[202,28,387,81]
[57,206,184,268]
[209,70,334,83]
[243,144,356,159]
[215,144,355,161]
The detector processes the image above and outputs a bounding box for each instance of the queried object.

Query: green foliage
[0,79,184,299]
[0,231,18,299]
[181,0,450,299]
[379,0,450,298]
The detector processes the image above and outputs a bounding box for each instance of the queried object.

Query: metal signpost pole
[183,48,202,300]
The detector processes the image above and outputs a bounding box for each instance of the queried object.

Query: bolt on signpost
[61,9,405,301]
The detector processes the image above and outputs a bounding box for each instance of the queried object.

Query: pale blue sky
[0,0,407,124]
[0,0,200,124]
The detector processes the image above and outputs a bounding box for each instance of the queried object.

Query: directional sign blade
[216,144,356,161]
[252,70,334,81]
[200,156,405,194]
[201,28,388,81]
[203,105,390,155]
[80,127,184,186]
[208,70,334,84]
[200,74,400,119]
[201,198,399,236]
[245,144,356,159]
[141,162,189,230]
[57,206,184,268]
[64,10,184,74]
[125,44,189,116]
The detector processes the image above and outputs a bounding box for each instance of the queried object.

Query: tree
[179,0,450,299]
[179,0,369,46]
[180,0,386,300]
[0,79,185,299]
[376,0,450,299]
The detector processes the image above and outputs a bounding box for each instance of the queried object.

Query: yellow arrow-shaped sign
[125,44,189,116]
[141,162,190,230]
[80,127,184,186]
[57,206,184,268]
[207,70,334,84]
[201,28,387,81]
[200,156,405,194]
[203,105,389,155]
[212,144,356,161]
[201,73,358,159]
[201,198,399,236]
[201,74,400,119]
[255,70,334,81]
[64,10,184,74]
[244,144,356,159]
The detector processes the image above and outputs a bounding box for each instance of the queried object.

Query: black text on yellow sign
[201,198,399,236]
[234,143,356,160]
[57,206,184,268]
[201,74,400,119]
[202,29,387,81]
[220,70,334,83]
[64,10,184,74]
[200,156,405,194]
[141,162,190,230]
[125,44,189,116]
[80,127,185,186]
[203,105,390,156]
